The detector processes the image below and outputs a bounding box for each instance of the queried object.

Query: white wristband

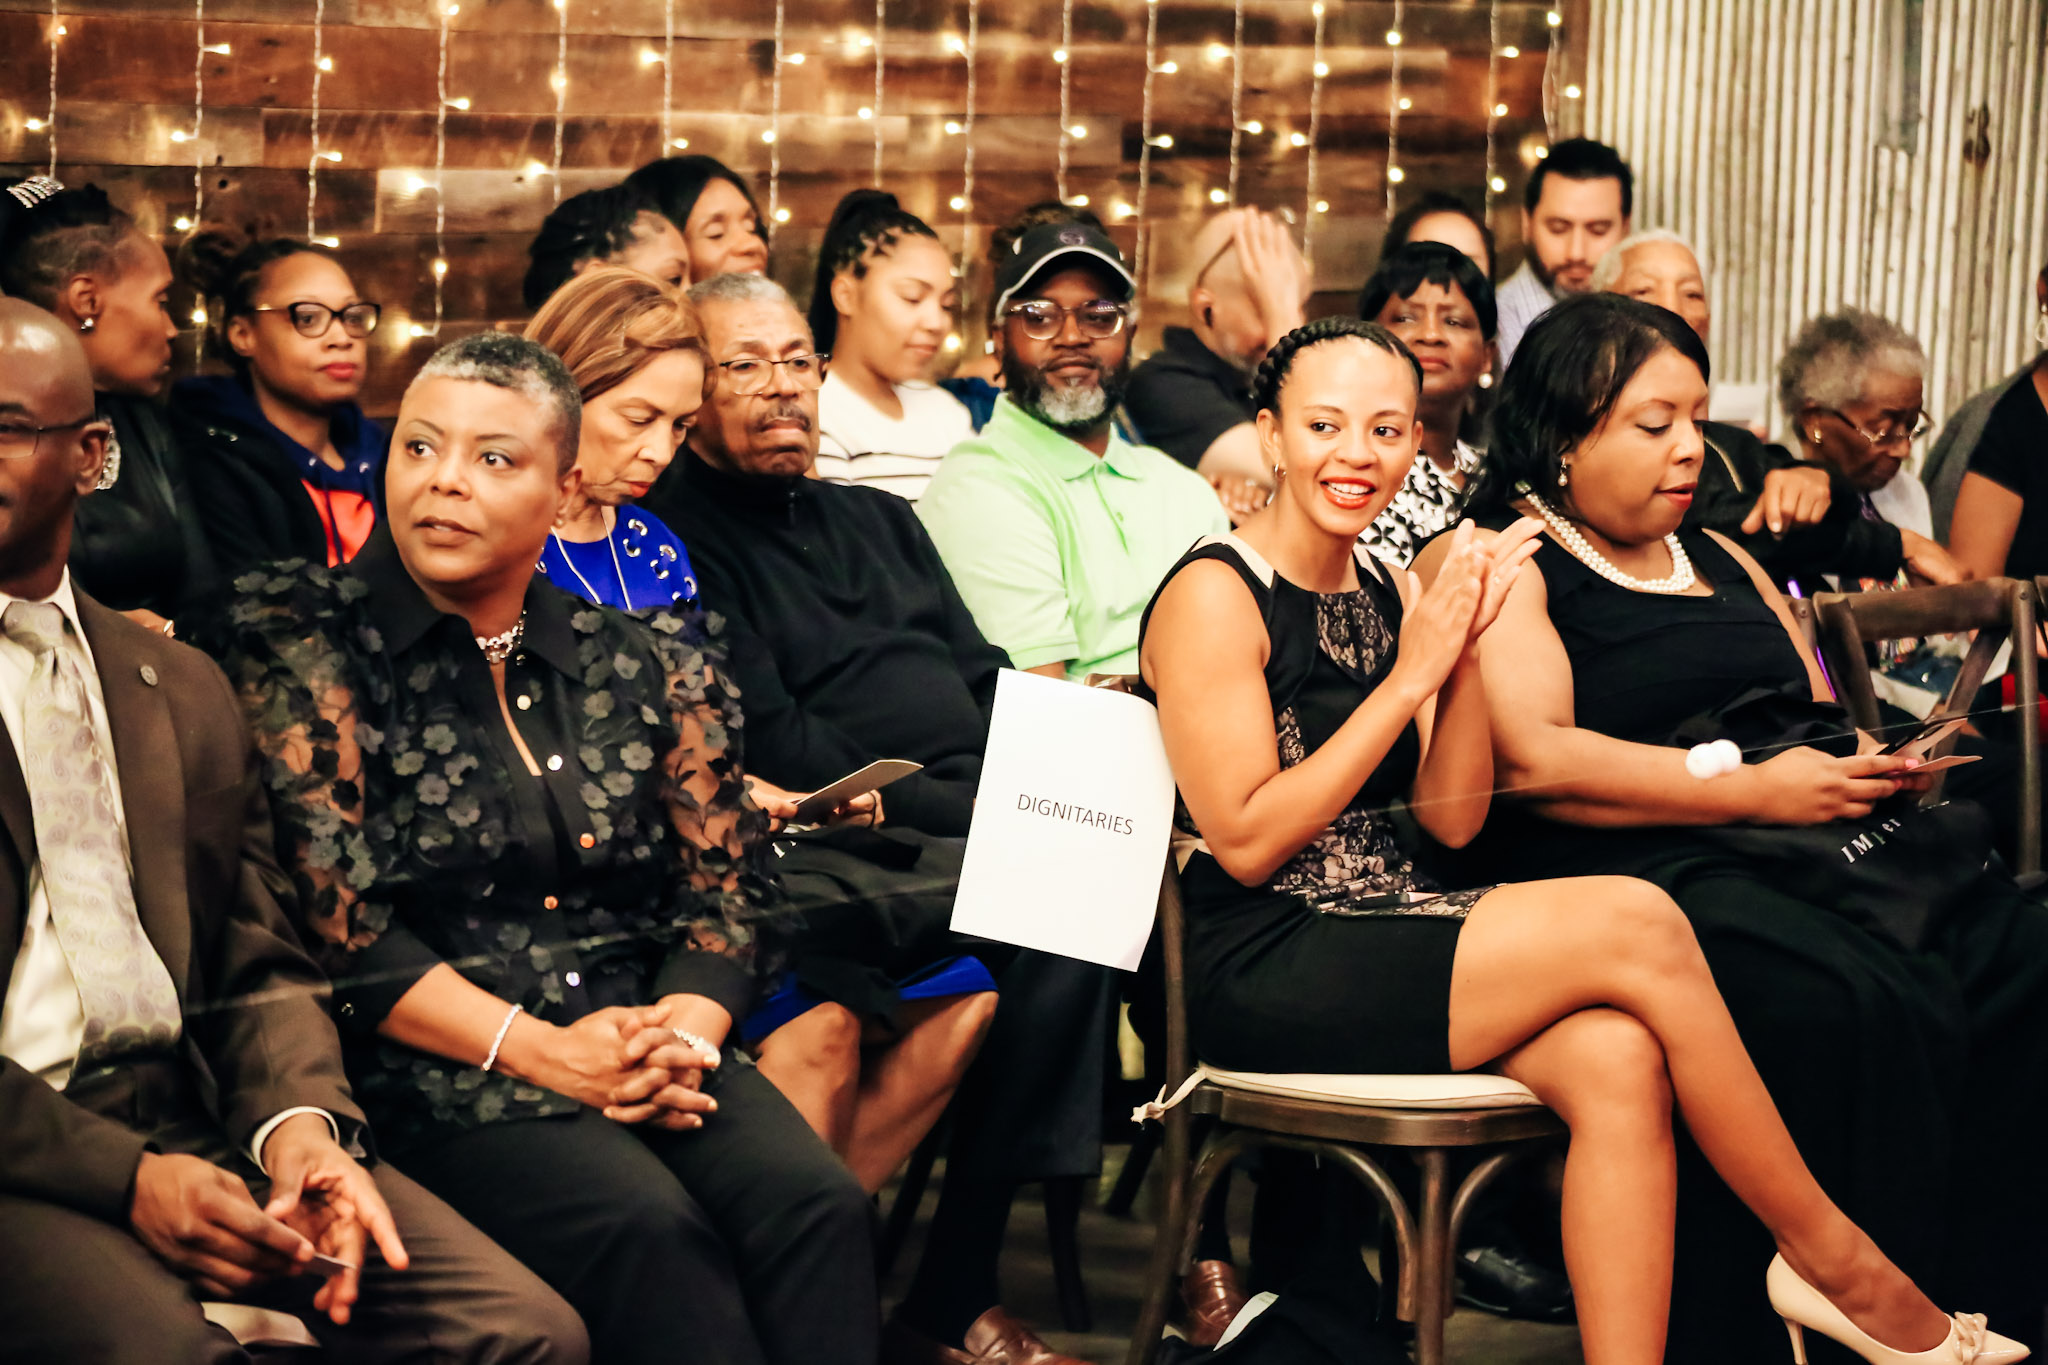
[482,1003,524,1073]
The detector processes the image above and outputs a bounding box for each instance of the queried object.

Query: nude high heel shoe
[1767,1254,2030,1365]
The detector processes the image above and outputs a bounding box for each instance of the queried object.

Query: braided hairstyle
[805,189,942,355]
[0,177,143,309]
[523,184,669,311]
[1253,316,1423,417]
[178,227,328,373]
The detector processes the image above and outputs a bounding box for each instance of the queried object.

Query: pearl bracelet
[482,1003,524,1073]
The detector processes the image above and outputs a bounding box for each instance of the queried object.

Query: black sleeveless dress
[1466,517,2048,1363]
[1140,535,1486,1077]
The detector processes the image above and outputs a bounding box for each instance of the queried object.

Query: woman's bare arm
[1948,472,2025,582]
[1142,559,1435,886]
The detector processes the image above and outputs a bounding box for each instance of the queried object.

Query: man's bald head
[1186,207,1308,372]
[0,297,112,598]
[0,298,95,415]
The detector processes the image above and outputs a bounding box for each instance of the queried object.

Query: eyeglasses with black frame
[1815,405,1932,449]
[0,411,104,461]
[714,353,829,395]
[252,301,383,339]
[1002,300,1130,342]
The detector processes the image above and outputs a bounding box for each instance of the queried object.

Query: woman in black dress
[1141,316,2013,1365]
[1423,293,2048,1363]
[184,332,878,1365]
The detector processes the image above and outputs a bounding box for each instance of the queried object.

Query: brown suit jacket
[0,590,365,1225]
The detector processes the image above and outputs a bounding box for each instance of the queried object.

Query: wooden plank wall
[0,0,1582,413]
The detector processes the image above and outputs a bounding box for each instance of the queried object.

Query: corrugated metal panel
[1585,0,2048,444]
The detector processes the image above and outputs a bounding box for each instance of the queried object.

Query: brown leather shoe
[880,1307,1096,1365]
[1181,1259,1249,1348]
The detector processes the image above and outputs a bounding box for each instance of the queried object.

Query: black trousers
[400,1064,879,1365]
[0,1164,587,1365]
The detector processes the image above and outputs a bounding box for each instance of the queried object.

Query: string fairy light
[411,2,456,340]
[41,2,59,176]
[1134,0,1159,288]
[1054,0,1074,203]
[766,0,784,229]
[549,0,566,203]
[1543,7,1566,139]
[1303,1,1327,272]
[307,0,326,243]
[661,0,674,151]
[1484,0,1504,222]
[871,0,885,183]
[188,0,207,223]
[1385,0,1405,219]
[956,0,978,221]
[1226,0,1245,205]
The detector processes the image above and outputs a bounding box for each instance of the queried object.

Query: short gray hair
[407,330,582,472]
[1589,228,1700,294]
[686,271,800,314]
[1776,308,1925,427]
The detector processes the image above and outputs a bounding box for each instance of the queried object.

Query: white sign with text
[952,669,1176,971]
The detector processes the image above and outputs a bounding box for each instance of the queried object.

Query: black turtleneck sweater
[643,448,1009,838]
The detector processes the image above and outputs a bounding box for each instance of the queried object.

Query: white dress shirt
[0,572,328,1167]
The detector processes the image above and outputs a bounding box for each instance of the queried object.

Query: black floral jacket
[182,527,787,1152]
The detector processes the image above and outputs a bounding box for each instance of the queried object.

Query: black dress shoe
[1455,1243,1576,1323]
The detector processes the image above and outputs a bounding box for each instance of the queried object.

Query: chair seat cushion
[1198,1065,1543,1110]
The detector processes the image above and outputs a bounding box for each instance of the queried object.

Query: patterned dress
[1358,440,1483,568]
[182,526,787,1154]
[1140,534,1486,1076]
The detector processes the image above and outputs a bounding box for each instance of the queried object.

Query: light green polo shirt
[919,395,1229,679]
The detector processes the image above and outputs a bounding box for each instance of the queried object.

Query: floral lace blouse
[182,528,786,1153]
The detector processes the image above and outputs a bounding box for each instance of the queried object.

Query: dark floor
[880,1144,1584,1365]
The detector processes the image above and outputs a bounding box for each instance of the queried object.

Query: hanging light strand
[1054,0,1074,203]
[1484,0,1502,224]
[1134,0,1159,288]
[43,2,59,176]
[958,0,978,221]
[1304,1,1326,273]
[766,0,783,229]
[1543,7,1563,139]
[1226,0,1244,206]
[1385,0,1404,219]
[307,0,326,242]
[549,0,566,203]
[190,0,207,222]
[661,0,674,150]
[426,2,453,339]
[871,0,885,183]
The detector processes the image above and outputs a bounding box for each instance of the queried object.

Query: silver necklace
[475,612,526,665]
[551,508,635,611]
[1519,483,1697,595]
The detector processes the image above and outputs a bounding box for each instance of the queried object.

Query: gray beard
[1004,353,1131,435]
[1030,380,1110,428]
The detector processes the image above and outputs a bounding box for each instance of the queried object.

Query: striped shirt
[814,373,978,504]
[1494,259,1560,371]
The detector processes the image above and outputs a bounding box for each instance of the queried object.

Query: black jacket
[70,393,217,616]
[1687,421,1905,587]
[645,449,1008,838]
[171,377,386,581]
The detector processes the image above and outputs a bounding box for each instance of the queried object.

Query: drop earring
[1557,461,1570,488]
[2034,306,2047,347]
[78,316,96,333]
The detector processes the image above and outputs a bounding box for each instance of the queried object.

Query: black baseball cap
[991,220,1137,318]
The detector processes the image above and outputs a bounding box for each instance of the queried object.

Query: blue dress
[536,508,698,611]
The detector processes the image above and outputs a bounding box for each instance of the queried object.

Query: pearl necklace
[475,612,526,666]
[1519,483,1697,595]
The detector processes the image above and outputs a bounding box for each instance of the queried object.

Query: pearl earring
[78,317,96,334]
[1476,371,1494,390]
[1557,462,1570,488]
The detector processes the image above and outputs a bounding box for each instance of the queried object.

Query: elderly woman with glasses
[172,229,390,578]
[1776,308,1963,589]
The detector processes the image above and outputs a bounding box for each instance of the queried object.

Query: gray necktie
[4,601,180,1072]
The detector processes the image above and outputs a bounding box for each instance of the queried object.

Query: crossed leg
[1446,875,1947,1365]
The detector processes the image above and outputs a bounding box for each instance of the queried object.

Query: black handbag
[1667,684,1995,951]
